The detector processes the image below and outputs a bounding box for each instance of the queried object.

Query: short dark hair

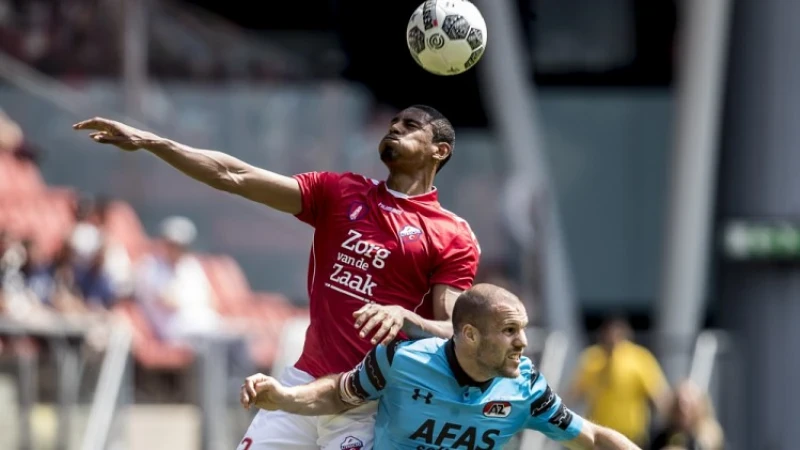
[451,284,520,334]
[452,288,491,334]
[409,104,455,173]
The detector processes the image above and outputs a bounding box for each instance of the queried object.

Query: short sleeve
[525,369,584,441]
[292,171,341,227]
[338,339,406,405]
[429,226,480,290]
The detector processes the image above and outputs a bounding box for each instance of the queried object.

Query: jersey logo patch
[340,436,363,449]
[348,202,369,221]
[412,388,434,404]
[399,225,423,242]
[483,401,512,417]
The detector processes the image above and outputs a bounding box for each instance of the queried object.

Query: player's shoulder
[433,206,481,247]
[389,337,447,363]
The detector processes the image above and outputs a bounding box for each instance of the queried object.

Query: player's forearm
[143,139,254,192]
[264,375,352,416]
[402,311,453,339]
[593,426,641,450]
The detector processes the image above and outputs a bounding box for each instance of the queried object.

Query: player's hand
[353,303,406,345]
[239,373,288,411]
[72,117,160,151]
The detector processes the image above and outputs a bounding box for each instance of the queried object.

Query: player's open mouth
[507,353,521,362]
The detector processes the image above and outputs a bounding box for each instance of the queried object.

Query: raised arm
[73,117,302,214]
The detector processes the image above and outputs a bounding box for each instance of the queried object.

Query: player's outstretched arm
[73,117,302,214]
[241,373,354,416]
[564,422,642,450]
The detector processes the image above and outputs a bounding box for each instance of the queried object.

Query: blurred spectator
[134,215,221,343]
[0,108,41,163]
[133,215,255,378]
[567,316,671,447]
[1,230,54,324]
[73,194,134,297]
[68,222,117,309]
[0,109,23,154]
[649,380,724,450]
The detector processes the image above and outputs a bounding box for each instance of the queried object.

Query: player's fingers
[353,307,377,329]
[358,312,385,338]
[240,386,250,408]
[73,117,113,130]
[380,324,401,346]
[371,321,393,345]
[353,304,370,317]
[244,379,258,400]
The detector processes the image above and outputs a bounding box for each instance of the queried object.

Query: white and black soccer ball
[406,0,488,76]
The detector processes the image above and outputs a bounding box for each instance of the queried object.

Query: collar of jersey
[444,339,494,392]
[382,182,439,202]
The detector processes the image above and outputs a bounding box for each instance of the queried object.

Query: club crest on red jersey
[399,225,423,242]
[483,401,512,418]
[340,436,363,450]
[348,202,369,221]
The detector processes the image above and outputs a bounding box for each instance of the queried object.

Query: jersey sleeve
[338,338,406,405]
[429,224,480,290]
[292,171,341,227]
[525,368,584,441]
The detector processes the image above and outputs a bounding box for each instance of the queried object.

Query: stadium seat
[198,254,307,369]
[113,299,194,370]
[0,188,77,258]
[102,201,150,263]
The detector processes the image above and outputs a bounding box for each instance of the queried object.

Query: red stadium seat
[113,299,195,370]
[102,200,150,263]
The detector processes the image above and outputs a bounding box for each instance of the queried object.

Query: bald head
[452,284,524,335]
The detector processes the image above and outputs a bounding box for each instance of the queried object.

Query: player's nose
[388,121,403,135]
[515,331,528,348]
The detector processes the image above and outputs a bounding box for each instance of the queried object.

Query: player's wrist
[140,136,173,153]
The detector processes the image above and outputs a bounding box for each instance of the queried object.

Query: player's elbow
[214,168,248,194]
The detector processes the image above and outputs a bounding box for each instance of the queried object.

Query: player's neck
[386,171,435,196]
[454,345,493,383]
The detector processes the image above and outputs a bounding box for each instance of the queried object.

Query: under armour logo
[411,389,433,404]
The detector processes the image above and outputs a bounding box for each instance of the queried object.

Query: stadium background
[0,0,795,448]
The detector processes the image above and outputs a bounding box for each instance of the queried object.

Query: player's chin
[500,355,522,377]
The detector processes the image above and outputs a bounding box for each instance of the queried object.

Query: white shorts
[235,366,377,450]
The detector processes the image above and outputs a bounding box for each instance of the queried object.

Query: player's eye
[504,327,516,335]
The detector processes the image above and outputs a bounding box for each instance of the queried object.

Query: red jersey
[291,171,480,377]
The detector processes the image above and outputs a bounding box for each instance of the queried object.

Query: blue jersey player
[241,284,641,450]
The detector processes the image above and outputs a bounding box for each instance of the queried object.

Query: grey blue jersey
[339,337,584,449]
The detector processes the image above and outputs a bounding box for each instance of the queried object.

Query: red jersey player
[73,105,481,450]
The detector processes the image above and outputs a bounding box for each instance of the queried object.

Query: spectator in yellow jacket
[568,317,671,446]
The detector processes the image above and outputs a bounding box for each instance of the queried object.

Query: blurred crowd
[567,317,725,450]
[0,0,312,81]
[0,110,306,401]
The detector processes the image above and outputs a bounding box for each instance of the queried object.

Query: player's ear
[432,142,451,165]
[463,324,478,344]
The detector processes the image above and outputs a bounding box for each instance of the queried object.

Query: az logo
[483,401,512,418]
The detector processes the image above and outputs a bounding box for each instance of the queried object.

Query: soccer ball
[406,0,488,76]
